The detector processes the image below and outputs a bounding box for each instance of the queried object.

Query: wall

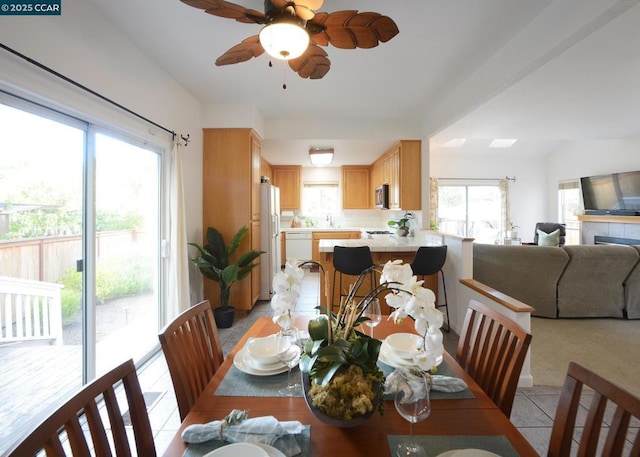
[0,0,204,304]
[546,138,640,220]
[429,150,548,243]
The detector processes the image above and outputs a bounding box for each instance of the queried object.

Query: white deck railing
[0,277,64,345]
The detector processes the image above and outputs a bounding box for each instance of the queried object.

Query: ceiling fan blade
[215,35,265,66]
[310,10,399,49]
[288,44,330,79]
[181,0,266,24]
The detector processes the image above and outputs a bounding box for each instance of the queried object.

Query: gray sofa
[473,243,640,319]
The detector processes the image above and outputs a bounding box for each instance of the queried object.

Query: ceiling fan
[180,0,399,80]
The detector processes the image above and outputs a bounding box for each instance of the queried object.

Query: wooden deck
[0,343,83,447]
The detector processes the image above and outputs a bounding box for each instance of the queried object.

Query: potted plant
[506,222,519,240]
[387,212,413,237]
[189,225,263,328]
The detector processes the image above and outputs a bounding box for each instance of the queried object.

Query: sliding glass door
[93,132,161,375]
[0,97,164,448]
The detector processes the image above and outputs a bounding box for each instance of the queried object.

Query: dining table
[162,316,538,457]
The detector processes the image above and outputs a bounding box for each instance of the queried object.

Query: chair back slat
[159,300,224,421]
[4,359,155,456]
[549,361,640,457]
[455,300,532,417]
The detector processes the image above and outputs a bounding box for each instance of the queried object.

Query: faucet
[326,213,334,228]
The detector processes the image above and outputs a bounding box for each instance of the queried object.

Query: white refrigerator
[260,183,282,300]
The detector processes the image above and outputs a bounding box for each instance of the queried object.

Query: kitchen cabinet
[260,157,272,183]
[272,165,301,210]
[202,128,262,311]
[342,166,371,209]
[371,140,421,210]
[280,231,286,267]
[311,231,361,262]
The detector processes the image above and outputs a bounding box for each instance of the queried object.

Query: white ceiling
[88,0,640,166]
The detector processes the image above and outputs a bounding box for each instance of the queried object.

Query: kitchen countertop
[318,232,444,252]
[281,227,365,233]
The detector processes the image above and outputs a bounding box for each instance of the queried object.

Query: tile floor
[139,271,560,456]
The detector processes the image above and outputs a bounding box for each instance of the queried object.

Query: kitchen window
[302,182,339,222]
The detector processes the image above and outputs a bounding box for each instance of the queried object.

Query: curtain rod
[0,42,190,145]
[439,176,517,182]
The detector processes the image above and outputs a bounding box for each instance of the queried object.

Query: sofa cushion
[624,245,640,319]
[537,229,560,246]
[558,245,640,318]
[473,243,569,318]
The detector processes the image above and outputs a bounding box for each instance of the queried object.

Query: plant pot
[301,372,380,428]
[396,227,409,237]
[213,306,235,328]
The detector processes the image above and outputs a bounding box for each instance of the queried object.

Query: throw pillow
[537,229,560,246]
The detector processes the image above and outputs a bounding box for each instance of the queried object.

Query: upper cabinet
[342,166,371,209]
[272,165,301,210]
[371,140,421,210]
[202,128,262,311]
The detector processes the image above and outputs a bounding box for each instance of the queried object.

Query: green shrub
[59,256,154,323]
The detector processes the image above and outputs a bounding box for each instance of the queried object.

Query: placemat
[215,365,304,397]
[387,435,519,457]
[183,425,311,457]
[378,359,475,400]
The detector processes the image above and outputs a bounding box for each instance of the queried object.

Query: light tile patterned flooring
[138,271,560,456]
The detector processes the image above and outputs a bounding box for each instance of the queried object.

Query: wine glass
[276,329,302,396]
[394,366,431,457]
[363,298,382,337]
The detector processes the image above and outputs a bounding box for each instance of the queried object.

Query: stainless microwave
[375,184,389,209]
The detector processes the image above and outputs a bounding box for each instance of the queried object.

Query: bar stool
[332,246,375,312]
[410,245,450,332]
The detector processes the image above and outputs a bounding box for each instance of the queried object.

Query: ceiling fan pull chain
[282,60,287,89]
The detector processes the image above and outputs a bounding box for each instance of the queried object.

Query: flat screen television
[580,170,640,215]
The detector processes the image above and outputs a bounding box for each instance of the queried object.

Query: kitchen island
[317,233,445,312]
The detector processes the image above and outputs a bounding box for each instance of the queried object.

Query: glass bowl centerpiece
[272,259,444,427]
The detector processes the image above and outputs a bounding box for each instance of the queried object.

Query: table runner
[183,426,311,457]
[387,435,519,457]
[216,339,474,400]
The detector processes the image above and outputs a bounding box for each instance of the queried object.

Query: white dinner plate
[203,442,268,457]
[378,340,443,369]
[234,347,292,376]
[255,443,286,457]
[436,449,502,457]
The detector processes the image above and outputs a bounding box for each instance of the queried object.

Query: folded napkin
[385,369,468,394]
[182,410,305,457]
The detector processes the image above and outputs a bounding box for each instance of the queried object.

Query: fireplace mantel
[578,215,640,224]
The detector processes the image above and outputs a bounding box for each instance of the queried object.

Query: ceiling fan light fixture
[309,148,333,165]
[259,22,310,60]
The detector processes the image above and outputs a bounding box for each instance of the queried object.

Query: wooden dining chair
[4,359,156,456]
[455,300,532,417]
[548,361,640,456]
[158,299,224,420]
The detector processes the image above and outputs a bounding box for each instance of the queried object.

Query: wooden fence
[0,230,147,283]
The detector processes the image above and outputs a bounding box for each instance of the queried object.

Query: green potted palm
[188,225,263,328]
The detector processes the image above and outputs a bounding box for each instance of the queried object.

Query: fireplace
[594,235,640,246]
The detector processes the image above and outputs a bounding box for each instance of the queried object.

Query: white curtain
[429,178,438,229]
[500,178,510,235]
[166,138,191,321]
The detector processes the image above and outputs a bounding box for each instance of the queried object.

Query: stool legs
[438,270,450,333]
